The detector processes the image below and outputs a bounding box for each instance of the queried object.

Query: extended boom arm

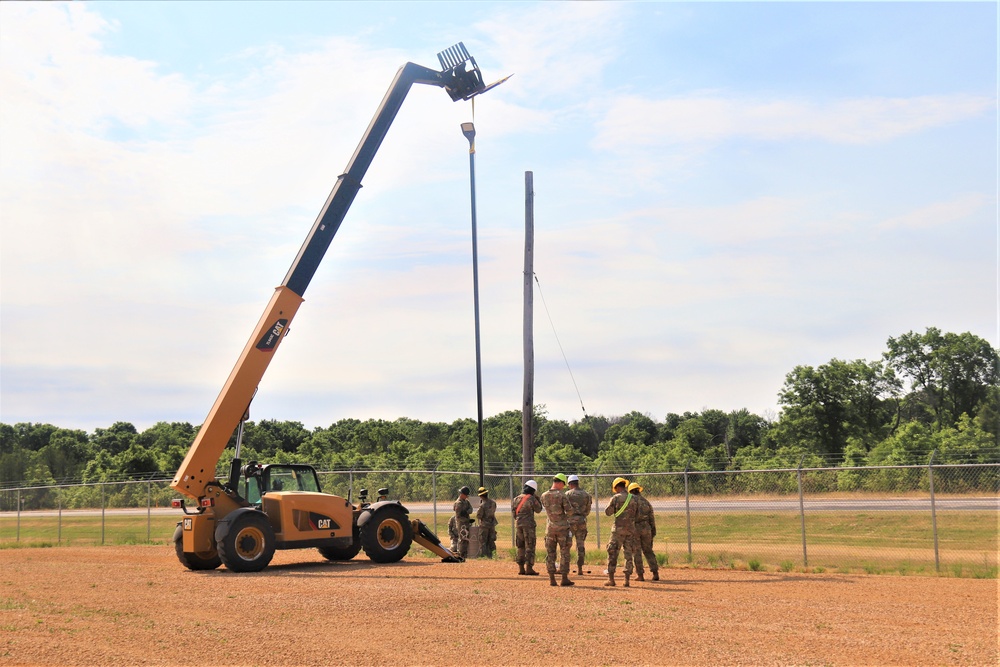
[172,44,501,500]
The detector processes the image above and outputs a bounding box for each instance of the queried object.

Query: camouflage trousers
[567,518,588,566]
[544,524,572,575]
[515,525,537,566]
[454,519,472,558]
[632,523,658,573]
[606,529,636,575]
[479,523,497,558]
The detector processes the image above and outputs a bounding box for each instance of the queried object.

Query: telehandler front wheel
[218,511,275,573]
[172,523,221,571]
[361,505,413,563]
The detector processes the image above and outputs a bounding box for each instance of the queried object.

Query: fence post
[509,467,516,549]
[101,484,106,545]
[16,488,21,543]
[929,450,940,573]
[432,465,438,537]
[683,460,692,558]
[147,481,152,543]
[797,454,808,567]
[594,462,602,550]
[58,487,62,545]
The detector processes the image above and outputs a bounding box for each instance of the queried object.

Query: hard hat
[477,486,488,496]
[628,482,643,493]
[525,480,538,491]
[553,473,568,484]
[459,486,471,496]
[567,474,579,484]
[612,477,629,490]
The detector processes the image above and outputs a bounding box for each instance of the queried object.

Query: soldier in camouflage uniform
[564,474,592,576]
[628,483,659,581]
[540,473,575,587]
[511,480,542,575]
[603,477,637,587]
[452,486,474,559]
[475,486,497,558]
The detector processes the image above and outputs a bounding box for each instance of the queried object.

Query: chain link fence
[1,463,996,577]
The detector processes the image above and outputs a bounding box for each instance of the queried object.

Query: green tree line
[2,328,997,489]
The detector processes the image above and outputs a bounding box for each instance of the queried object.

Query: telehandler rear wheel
[318,526,362,561]
[361,505,412,563]
[218,512,275,572]
[173,523,221,571]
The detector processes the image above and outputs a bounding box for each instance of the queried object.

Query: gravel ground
[0,546,996,666]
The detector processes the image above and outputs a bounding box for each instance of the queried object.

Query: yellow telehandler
[170,43,507,572]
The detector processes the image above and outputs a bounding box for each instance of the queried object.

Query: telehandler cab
[170,43,507,572]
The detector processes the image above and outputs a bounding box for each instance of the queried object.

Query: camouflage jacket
[604,490,637,534]
[565,487,592,521]
[453,497,473,524]
[540,487,572,529]
[476,497,498,526]
[511,493,543,528]
[633,493,655,531]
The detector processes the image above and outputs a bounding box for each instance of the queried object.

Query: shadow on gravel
[179,559,445,576]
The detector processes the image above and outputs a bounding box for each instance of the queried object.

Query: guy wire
[533,273,589,418]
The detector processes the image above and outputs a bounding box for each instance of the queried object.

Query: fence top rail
[3,462,996,493]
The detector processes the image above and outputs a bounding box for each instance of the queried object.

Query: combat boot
[517,562,525,575]
[549,573,557,586]
[604,571,616,587]
[624,573,631,588]
[560,574,575,587]
[577,563,584,576]
[636,569,644,581]
[525,564,539,576]
[652,570,660,581]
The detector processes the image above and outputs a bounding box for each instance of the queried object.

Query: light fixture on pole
[461,121,485,489]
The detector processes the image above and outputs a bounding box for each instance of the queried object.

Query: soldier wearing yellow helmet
[628,482,658,581]
[603,477,638,587]
[540,473,575,586]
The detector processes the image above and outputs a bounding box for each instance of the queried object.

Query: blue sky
[1,2,996,432]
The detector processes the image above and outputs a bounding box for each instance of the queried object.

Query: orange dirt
[0,546,996,666]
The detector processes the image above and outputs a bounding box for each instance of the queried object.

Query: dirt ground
[0,546,996,667]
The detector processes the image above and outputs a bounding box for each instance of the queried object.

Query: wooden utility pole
[522,171,535,480]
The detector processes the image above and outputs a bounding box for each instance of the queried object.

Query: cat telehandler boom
[170,43,507,572]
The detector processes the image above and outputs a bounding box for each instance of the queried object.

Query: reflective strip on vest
[613,493,632,518]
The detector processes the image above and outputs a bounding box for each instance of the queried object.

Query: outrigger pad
[410,519,465,562]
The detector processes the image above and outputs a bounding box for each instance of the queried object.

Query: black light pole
[462,122,485,489]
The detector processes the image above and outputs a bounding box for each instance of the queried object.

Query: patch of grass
[813,566,826,573]
[780,560,795,572]
[748,558,763,572]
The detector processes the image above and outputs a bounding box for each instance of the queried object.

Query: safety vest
[613,493,632,518]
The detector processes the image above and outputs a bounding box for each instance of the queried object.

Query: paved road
[3,497,996,519]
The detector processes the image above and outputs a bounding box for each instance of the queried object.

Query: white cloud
[878,192,991,230]
[594,93,996,151]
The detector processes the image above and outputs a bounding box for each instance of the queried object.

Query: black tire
[361,505,413,563]
[218,511,276,573]
[173,523,221,571]
[318,525,362,561]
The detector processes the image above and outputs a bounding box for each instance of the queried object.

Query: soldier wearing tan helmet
[475,486,497,558]
[511,480,542,575]
[564,474,592,575]
[629,482,658,581]
[603,476,637,587]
